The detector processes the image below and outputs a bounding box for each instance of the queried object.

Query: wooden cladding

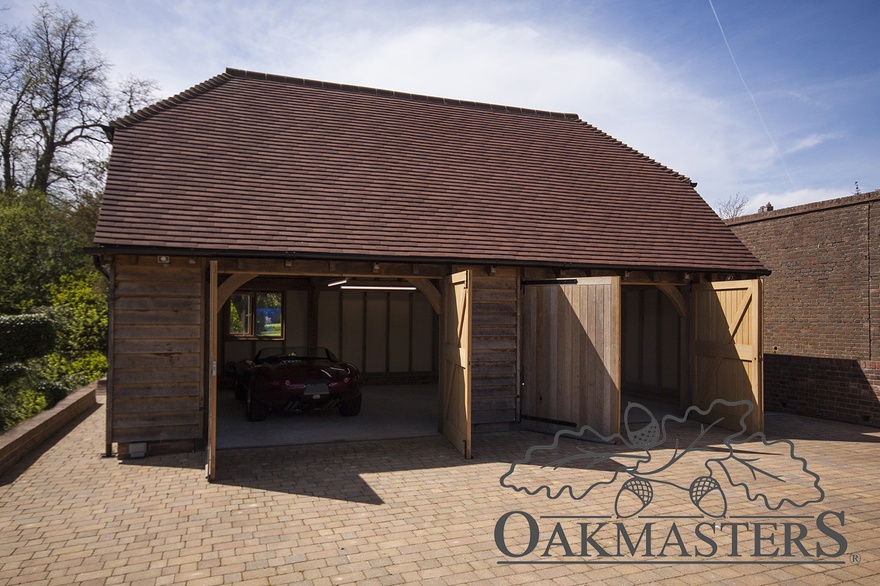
[470,270,519,425]
[317,289,436,375]
[522,277,621,437]
[693,279,763,434]
[622,286,682,400]
[110,256,204,444]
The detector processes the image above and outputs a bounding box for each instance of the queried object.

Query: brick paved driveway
[2,397,879,585]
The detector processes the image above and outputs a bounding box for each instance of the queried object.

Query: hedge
[0,314,56,363]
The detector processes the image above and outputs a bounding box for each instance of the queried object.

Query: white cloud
[284,18,780,205]
[743,187,854,214]
[14,0,863,211]
[784,132,843,155]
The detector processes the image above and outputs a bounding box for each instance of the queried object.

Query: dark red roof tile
[95,68,765,273]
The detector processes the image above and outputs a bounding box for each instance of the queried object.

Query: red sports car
[237,347,362,421]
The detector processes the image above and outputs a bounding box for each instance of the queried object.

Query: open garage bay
[216,384,439,449]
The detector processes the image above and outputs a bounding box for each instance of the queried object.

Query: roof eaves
[88,244,770,276]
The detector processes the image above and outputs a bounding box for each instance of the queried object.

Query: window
[228,292,283,338]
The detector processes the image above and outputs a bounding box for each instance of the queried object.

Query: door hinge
[211,361,217,377]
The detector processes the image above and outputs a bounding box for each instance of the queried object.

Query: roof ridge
[109,72,235,130]
[225,67,582,121]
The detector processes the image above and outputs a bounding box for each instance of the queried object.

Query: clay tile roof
[94,68,766,273]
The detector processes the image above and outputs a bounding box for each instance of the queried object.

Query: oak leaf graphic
[500,399,824,514]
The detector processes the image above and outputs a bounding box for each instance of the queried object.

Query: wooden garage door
[693,279,763,435]
[522,277,621,438]
[441,270,472,458]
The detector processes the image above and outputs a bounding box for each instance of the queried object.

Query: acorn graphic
[623,402,661,449]
[615,478,654,518]
[689,476,727,518]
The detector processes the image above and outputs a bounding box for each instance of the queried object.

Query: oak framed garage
[93,68,768,480]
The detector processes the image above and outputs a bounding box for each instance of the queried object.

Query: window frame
[225,290,285,340]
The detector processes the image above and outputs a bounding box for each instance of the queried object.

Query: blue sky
[6,0,879,213]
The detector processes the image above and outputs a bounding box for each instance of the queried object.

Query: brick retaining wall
[765,354,880,427]
[0,383,98,477]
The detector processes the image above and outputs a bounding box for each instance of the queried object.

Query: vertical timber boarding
[441,270,472,458]
[692,279,764,434]
[521,277,622,438]
[206,261,218,480]
[109,256,205,453]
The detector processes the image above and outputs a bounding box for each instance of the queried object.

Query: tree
[0,3,158,314]
[0,4,148,426]
[0,3,157,197]
[714,192,749,220]
[43,271,108,387]
[0,21,32,197]
[0,189,84,313]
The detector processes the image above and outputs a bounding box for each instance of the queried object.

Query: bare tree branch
[0,3,159,198]
[714,192,750,220]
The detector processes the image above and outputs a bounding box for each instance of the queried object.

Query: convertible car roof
[94,68,766,273]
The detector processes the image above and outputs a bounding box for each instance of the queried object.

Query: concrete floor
[216,384,439,449]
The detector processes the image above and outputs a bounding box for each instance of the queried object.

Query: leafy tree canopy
[0,2,157,199]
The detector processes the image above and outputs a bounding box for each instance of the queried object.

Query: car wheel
[246,390,267,421]
[339,395,362,417]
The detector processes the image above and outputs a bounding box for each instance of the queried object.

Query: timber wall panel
[110,256,204,445]
[470,269,518,425]
[521,277,621,437]
[315,288,437,377]
[621,287,681,399]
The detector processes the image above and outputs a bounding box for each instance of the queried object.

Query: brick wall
[728,192,880,360]
[727,191,880,426]
[764,354,880,427]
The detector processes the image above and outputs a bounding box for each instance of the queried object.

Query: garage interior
[216,275,441,448]
[198,263,761,472]
[216,274,705,448]
[620,284,685,417]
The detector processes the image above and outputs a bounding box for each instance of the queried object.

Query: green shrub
[36,272,108,387]
[38,380,70,408]
[0,313,56,363]
[48,272,107,358]
[0,272,106,432]
[9,387,47,423]
[1,384,43,432]
[0,373,73,432]
[0,362,28,386]
[42,351,107,388]
[0,190,86,314]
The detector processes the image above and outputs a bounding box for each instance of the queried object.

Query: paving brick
[2,401,880,584]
